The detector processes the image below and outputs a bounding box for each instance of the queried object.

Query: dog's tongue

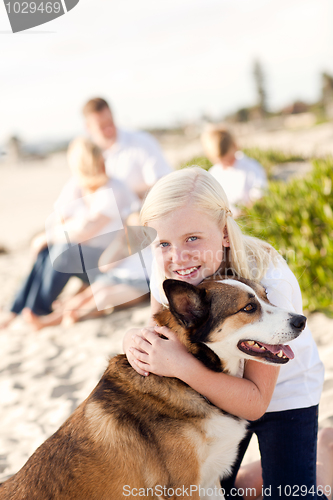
[260,342,294,360]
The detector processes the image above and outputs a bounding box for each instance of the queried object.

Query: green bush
[178,156,212,171]
[240,156,333,313]
[178,149,304,179]
[242,147,305,179]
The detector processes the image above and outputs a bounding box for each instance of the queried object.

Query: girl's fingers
[130,359,150,377]
[127,350,150,377]
[132,334,153,353]
[140,328,162,344]
[154,325,177,340]
[133,359,152,376]
[141,326,156,336]
[129,347,150,364]
[133,327,161,347]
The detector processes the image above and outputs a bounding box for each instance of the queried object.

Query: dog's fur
[0,276,306,500]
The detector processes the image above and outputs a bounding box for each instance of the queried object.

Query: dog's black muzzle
[290,314,307,335]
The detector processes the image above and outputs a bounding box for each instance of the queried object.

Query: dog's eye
[242,304,257,313]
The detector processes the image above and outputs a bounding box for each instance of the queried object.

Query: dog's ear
[163,280,209,328]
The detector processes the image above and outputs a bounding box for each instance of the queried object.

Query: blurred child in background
[201,126,267,216]
[1,138,141,330]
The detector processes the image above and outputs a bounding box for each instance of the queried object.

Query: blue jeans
[221,405,325,500]
[10,245,103,316]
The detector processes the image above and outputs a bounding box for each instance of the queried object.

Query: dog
[0,276,306,500]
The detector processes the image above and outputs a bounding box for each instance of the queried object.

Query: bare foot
[61,310,78,327]
[61,306,114,326]
[22,308,62,330]
[22,308,45,331]
[0,311,17,329]
[51,299,63,311]
[82,306,114,320]
[52,283,89,311]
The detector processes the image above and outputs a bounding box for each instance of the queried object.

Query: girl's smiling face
[149,205,228,286]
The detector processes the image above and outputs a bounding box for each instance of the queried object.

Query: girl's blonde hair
[140,167,279,302]
[67,137,109,191]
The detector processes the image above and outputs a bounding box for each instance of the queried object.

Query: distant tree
[236,107,250,122]
[6,135,23,163]
[322,72,333,104]
[321,72,333,119]
[253,60,268,117]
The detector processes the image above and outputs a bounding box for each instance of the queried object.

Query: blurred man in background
[83,97,172,199]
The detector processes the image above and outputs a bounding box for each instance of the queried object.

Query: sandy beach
[0,125,332,480]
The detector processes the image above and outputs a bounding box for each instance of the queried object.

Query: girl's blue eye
[160,242,170,248]
[188,236,198,242]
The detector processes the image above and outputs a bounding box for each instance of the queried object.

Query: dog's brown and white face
[163,277,306,375]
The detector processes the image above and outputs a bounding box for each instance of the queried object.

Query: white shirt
[149,259,324,413]
[104,129,172,195]
[45,178,144,282]
[53,178,140,244]
[209,152,267,216]
[262,260,324,412]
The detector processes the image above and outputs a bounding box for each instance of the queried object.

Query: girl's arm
[176,350,279,421]
[31,212,110,255]
[58,213,111,243]
[130,326,280,421]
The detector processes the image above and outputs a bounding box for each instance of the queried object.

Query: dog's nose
[290,314,307,332]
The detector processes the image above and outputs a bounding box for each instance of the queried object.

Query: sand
[0,125,332,480]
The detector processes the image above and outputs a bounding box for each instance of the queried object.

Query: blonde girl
[123,167,331,500]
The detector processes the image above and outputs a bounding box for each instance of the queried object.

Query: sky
[0,0,332,143]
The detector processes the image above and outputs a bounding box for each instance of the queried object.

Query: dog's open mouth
[237,340,294,364]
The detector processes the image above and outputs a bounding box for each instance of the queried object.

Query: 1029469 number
[5,2,61,14]
[277,484,332,497]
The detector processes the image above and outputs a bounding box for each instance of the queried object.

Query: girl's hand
[129,325,192,378]
[124,326,157,376]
